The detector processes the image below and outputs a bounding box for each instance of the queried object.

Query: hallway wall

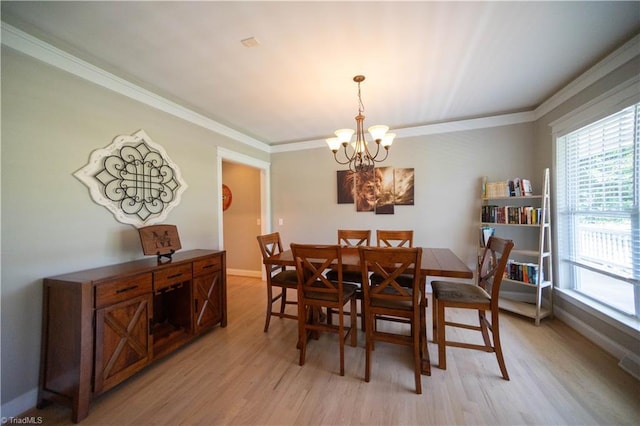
[222,161,262,275]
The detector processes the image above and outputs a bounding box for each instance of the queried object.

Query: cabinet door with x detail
[193,252,227,334]
[94,293,153,394]
[193,272,222,333]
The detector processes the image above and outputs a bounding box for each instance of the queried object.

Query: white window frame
[551,76,640,330]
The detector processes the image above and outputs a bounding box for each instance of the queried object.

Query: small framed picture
[138,224,182,256]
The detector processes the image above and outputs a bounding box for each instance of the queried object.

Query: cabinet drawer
[95,274,152,308]
[193,255,221,277]
[154,264,192,291]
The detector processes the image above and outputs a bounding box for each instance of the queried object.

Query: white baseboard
[554,305,640,380]
[1,388,38,419]
[618,352,640,380]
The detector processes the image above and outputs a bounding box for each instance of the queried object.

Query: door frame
[216,147,271,250]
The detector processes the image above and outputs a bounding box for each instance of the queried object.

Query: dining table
[263,245,474,375]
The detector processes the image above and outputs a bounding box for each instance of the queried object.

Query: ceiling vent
[241,37,260,48]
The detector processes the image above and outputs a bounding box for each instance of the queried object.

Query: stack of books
[505,260,541,284]
[483,177,533,197]
[482,205,542,224]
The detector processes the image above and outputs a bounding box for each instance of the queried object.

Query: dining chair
[326,229,371,283]
[359,246,425,394]
[325,229,371,330]
[290,243,358,376]
[257,232,298,332]
[431,236,514,380]
[376,230,414,248]
[370,230,415,287]
[338,229,372,247]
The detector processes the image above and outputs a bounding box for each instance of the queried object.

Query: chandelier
[326,75,395,172]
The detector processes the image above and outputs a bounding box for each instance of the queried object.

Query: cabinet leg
[70,380,92,423]
[71,396,90,423]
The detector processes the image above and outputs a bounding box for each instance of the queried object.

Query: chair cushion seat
[370,272,414,287]
[326,269,364,284]
[431,281,491,304]
[272,269,299,287]
[304,282,358,302]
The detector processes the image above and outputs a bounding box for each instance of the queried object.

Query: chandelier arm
[332,149,353,166]
[343,143,357,162]
[361,138,375,160]
[349,152,360,173]
[368,140,382,161]
[373,146,390,163]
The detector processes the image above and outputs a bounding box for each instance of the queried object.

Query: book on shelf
[480,226,495,247]
[513,178,521,196]
[505,260,541,284]
[483,177,534,197]
[484,180,511,198]
[482,205,541,225]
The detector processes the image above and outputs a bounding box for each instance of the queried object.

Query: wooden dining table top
[265,246,473,280]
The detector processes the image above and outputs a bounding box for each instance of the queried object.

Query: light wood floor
[28,275,639,425]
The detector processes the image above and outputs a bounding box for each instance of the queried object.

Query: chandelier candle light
[326,75,395,172]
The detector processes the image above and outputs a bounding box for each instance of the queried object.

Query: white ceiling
[2,1,639,147]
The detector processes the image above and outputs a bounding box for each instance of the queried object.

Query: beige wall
[270,123,536,268]
[0,47,266,411]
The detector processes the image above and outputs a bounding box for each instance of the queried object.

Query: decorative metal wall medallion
[74,129,188,226]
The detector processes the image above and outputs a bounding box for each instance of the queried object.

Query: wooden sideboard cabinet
[38,249,226,423]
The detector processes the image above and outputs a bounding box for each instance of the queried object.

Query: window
[556,103,639,320]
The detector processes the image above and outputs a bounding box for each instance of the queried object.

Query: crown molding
[3,21,637,154]
[1,22,271,153]
[270,111,537,153]
[217,146,270,170]
[549,73,640,137]
[535,33,640,119]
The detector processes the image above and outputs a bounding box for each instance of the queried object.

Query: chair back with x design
[290,243,358,376]
[376,230,414,247]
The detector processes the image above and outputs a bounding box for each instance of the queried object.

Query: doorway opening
[217,147,270,277]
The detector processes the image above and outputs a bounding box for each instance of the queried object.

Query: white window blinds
[557,103,639,281]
